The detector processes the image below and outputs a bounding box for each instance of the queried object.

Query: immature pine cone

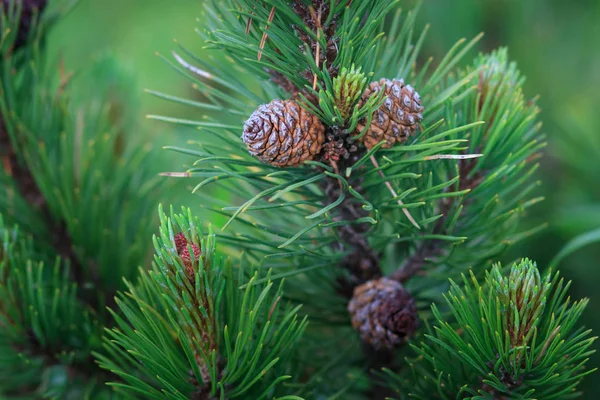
[174,233,201,279]
[348,277,418,350]
[1,0,48,49]
[242,99,325,167]
[355,78,424,149]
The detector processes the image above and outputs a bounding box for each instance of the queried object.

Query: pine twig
[392,154,486,283]
[390,243,442,283]
[322,175,381,288]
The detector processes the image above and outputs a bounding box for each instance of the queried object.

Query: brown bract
[355,78,424,149]
[242,99,325,167]
[348,277,418,350]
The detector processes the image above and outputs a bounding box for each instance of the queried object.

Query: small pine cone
[174,232,188,253]
[180,243,201,278]
[173,232,201,278]
[348,277,418,350]
[242,99,325,167]
[355,78,424,149]
[2,0,48,50]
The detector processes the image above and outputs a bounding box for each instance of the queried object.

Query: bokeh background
[48,0,600,396]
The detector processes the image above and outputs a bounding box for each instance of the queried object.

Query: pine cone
[180,244,201,278]
[242,99,325,167]
[1,0,48,50]
[348,277,418,350]
[354,78,424,149]
[173,233,201,279]
[174,232,188,253]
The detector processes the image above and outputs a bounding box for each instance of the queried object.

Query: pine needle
[424,153,483,160]
[370,155,420,229]
[258,6,276,61]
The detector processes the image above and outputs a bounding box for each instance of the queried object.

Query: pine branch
[1,4,163,396]
[0,0,96,308]
[97,206,307,399]
[321,174,381,292]
[392,259,597,399]
[392,48,544,287]
[391,155,482,283]
[0,124,45,210]
[150,2,575,398]
[0,1,47,210]
[153,2,483,268]
[0,215,115,397]
[1,113,91,310]
[1,23,161,313]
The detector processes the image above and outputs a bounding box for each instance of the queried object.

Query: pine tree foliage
[0,1,161,397]
[395,259,596,399]
[0,5,159,298]
[97,206,307,400]
[0,0,596,399]
[0,215,99,398]
[150,0,541,293]
[145,0,595,398]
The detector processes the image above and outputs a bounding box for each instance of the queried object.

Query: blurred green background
[48,0,600,396]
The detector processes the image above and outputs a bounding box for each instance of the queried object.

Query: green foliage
[394,259,596,399]
[551,228,600,269]
[0,1,162,397]
[405,48,546,294]
[0,0,160,304]
[0,215,104,398]
[203,0,397,96]
[96,206,307,399]
[0,0,597,399]
[151,2,543,310]
[143,0,594,397]
[151,3,482,258]
[310,64,383,130]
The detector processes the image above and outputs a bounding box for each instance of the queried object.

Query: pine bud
[348,277,418,350]
[242,99,325,167]
[490,258,551,347]
[333,65,367,121]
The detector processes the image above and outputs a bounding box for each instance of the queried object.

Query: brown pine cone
[242,99,325,167]
[354,78,424,149]
[348,277,418,350]
[1,0,48,50]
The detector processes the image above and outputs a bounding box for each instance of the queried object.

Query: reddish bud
[174,232,188,253]
[179,243,201,279]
